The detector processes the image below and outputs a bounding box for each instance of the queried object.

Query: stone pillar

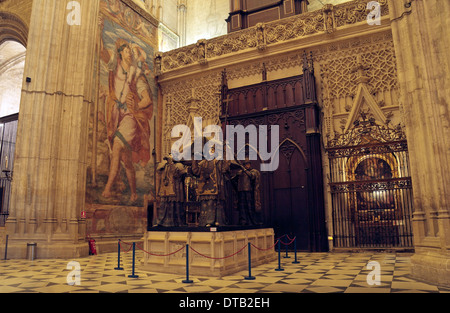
[4,0,99,259]
[388,0,450,287]
[177,0,187,47]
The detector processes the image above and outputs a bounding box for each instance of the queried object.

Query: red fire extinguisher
[87,235,97,255]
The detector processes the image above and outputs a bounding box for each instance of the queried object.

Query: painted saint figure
[155,155,188,227]
[100,38,153,203]
[191,147,230,227]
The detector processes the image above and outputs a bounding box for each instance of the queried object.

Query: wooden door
[269,139,309,250]
[221,56,328,252]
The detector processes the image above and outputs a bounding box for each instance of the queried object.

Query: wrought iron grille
[327,116,414,249]
[0,115,18,227]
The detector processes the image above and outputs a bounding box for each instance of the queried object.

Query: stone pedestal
[140,228,277,277]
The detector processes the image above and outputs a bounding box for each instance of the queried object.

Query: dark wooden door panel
[221,58,328,251]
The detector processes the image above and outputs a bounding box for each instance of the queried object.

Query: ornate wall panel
[159,71,223,156]
[311,31,402,144]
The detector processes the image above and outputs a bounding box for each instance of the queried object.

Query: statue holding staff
[155,154,188,227]
[232,158,262,226]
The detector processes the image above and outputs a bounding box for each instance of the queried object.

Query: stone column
[177,0,187,47]
[4,0,99,259]
[388,0,450,287]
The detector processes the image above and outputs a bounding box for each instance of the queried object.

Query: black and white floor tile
[1,251,449,294]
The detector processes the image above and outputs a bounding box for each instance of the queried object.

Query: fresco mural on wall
[86,0,158,211]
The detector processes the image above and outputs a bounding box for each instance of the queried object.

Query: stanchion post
[292,237,300,264]
[182,244,193,284]
[244,242,256,280]
[128,242,139,278]
[275,240,284,271]
[4,235,8,260]
[283,237,290,259]
[114,239,124,271]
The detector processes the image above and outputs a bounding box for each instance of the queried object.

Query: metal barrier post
[128,242,139,278]
[182,244,193,283]
[275,241,284,271]
[283,238,290,258]
[292,237,300,264]
[3,235,8,260]
[244,242,256,280]
[115,239,124,271]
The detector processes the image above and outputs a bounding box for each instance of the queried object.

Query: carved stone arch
[0,11,29,47]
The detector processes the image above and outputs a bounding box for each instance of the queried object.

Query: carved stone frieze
[158,0,390,73]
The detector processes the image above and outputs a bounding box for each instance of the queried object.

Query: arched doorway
[0,39,26,226]
[0,40,25,116]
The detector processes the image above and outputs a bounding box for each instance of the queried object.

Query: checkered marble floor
[0,251,449,294]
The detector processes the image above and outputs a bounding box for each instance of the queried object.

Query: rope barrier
[280,236,296,246]
[189,244,247,260]
[136,243,185,257]
[118,240,134,253]
[251,239,279,251]
[119,237,292,259]
[115,234,300,280]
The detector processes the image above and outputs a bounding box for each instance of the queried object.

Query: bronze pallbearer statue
[155,154,188,227]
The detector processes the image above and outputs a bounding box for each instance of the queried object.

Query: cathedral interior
[0,0,449,294]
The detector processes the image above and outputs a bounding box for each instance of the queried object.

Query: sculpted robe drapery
[235,167,262,225]
[191,159,231,227]
[156,160,187,227]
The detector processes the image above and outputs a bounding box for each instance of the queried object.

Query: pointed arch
[276,138,308,164]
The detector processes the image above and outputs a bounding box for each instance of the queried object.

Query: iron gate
[327,116,414,249]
